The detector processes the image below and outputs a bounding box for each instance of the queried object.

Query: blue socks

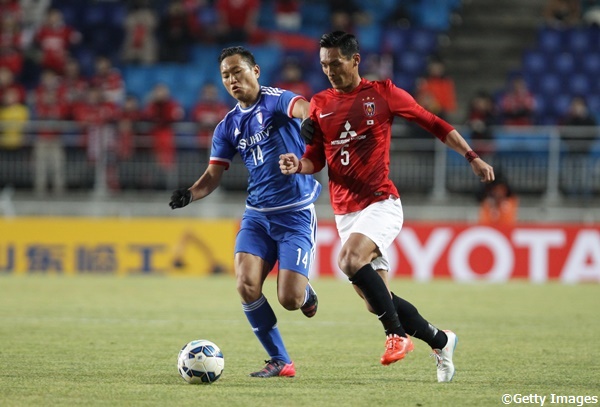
[242,295,291,364]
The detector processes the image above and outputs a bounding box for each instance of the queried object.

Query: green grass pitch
[0,275,598,407]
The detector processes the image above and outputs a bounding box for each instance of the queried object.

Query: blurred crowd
[0,0,599,198]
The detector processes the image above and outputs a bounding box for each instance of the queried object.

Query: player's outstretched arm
[279,153,315,175]
[169,164,226,209]
[444,129,495,183]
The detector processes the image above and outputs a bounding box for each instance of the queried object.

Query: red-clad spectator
[0,0,22,23]
[415,59,457,120]
[32,88,69,195]
[466,90,497,154]
[275,0,301,31]
[61,57,88,116]
[32,69,65,108]
[499,76,537,126]
[143,83,184,170]
[215,0,263,44]
[0,66,26,103]
[33,9,81,75]
[72,86,118,162]
[274,59,313,98]
[121,0,158,65]
[0,14,23,50]
[182,0,212,41]
[0,44,23,75]
[116,94,141,160]
[190,83,229,148]
[90,56,125,105]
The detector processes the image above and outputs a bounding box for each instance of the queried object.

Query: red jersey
[34,24,78,73]
[90,70,124,104]
[216,0,259,27]
[190,101,230,147]
[304,78,454,215]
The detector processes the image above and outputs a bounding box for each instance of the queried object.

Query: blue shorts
[235,205,317,277]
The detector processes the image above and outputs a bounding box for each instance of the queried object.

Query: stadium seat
[396,51,426,75]
[566,28,592,54]
[537,27,565,52]
[522,50,547,74]
[569,74,591,95]
[581,52,600,75]
[538,73,563,95]
[549,93,573,117]
[382,28,410,53]
[393,72,416,93]
[554,52,576,74]
[356,25,383,53]
[408,29,439,54]
[300,2,330,28]
[190,45,221,68]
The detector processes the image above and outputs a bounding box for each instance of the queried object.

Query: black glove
[169,188,192,209]
[300,118,315,145]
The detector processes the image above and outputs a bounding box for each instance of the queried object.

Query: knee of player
[278,293,303,311]
[337,249,367,277]
[236,276,262,303]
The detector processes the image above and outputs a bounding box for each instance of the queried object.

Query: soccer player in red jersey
[280,31,495,382]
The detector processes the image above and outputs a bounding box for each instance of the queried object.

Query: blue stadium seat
[537,27,565,52]
[356,25,383,53]
[382,28,410,53]
[300,2,330,28]
[549,93,572,116]
[396,51,426,75]
[190,45,221,67]
[82,4,105,27]
[522,50,547,74]
[149,65,181,89]
[581,52,600,75]
[538,73,563,95]
[554,52,576,74]
[123,66,154,98]
[408,28,439,54]
[586,95,600,116]
[569,74,591,95]
[566,28,592,54]
[393,73,416,93]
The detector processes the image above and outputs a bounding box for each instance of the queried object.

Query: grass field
[0,275,598,407]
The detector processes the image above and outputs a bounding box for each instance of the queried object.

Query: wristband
[465,150,479,163]
[296,160,303,174]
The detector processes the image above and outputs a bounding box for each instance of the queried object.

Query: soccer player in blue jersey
[169,46,321,378]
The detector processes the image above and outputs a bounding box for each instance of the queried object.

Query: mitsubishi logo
[340,121,356,139]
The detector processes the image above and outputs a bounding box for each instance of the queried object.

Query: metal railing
[1,120,599,203]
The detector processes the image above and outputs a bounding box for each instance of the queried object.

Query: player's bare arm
[279,153,316,175]
[189,164,226,201]
[169,164,226,209]
[444,129,495,183]
[290,98,310,120]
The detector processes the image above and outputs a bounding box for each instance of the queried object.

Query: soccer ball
[177,339,224,384]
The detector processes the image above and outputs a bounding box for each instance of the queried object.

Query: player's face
[220,54,260,108]
[320,47,360,93]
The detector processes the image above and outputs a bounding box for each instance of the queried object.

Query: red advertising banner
[313,222,600,283]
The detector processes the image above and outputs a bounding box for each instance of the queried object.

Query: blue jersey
[210,86,321,214]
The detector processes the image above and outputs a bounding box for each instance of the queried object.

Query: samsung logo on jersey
[238,125,273,150]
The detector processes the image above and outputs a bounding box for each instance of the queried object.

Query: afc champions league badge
[363,100,375,117]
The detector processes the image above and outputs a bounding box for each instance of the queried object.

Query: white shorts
[334,197,404,271]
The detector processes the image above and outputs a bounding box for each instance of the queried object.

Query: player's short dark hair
[218,46,257,67]
[319,31,360,59]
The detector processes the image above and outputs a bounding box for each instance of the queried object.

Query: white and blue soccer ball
[177,339,224,384]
